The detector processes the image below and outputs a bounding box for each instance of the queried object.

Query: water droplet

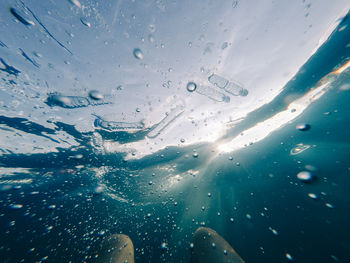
[180,138,185,143]
[133,48,143,60]
[190,243,194,249]
[297,171,314,182]
[296,123,311,131]
[230,217,234,222]
[211,242,216,248]
[207,192,212,197]
[285,253,293,261]
[174,202,178,206]
[148,181,153,185]
[89,90,104,100]
[223,250,228,255]
[80,18,91,27]
[186,82,197,92]
[201,206,205,211]
[228,156,233,160]
[136,108,141,112]
[48,205,56,209]
[246,214,251,220]
[192,152,199,158]
[147,213,151,218]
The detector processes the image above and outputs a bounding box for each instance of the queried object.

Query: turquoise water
[1,1,350,262]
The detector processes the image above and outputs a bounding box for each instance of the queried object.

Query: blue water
[1,1,350,262]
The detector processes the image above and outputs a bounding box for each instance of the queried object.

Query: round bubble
[297,171,314,182]
[186,82,197,92]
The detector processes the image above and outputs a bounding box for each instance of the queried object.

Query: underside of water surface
[0,0,350,262]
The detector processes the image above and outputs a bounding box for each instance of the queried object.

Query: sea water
[0,1,350,262]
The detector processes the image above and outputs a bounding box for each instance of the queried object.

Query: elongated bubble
[9,8,35,26]
[208,74,228,89]
[196,85,230,103]
[147,104,185,138]
[94,117,144,132]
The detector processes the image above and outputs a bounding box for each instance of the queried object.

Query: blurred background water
[0,0,350,262]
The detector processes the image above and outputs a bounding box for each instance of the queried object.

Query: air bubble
[94,186,104,194]
[296,171,314,182]
[186,82,197,92]
[269,227,279,236]
[286,253,293,261]
[196,85,230,102]
[10,204,23,210]
[290,144,310,155]
[80,18,91,27]
[232,0,239,8]
[10,8,35,26]
[161,242,167,250]
[133,48,143,60]
[308,193,318,200]
[296,123,311,131]
[208,74,228,89]
[68,0,81,8]
[89,90,104,100]
[325,203,334,209]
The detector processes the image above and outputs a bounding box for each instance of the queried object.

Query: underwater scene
[0,0,350,262]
